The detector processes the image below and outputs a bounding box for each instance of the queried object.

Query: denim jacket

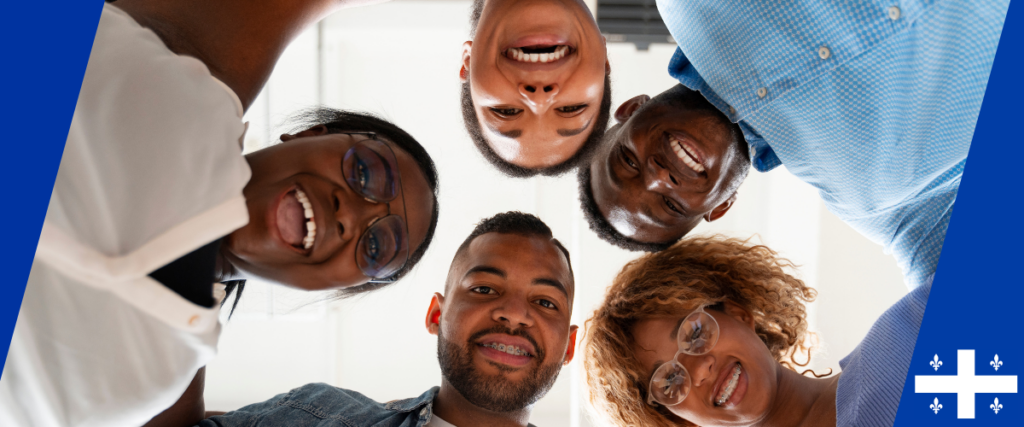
[197,383,438,427]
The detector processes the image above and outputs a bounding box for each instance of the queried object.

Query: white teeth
[483,343,530,357]
[294,188,316,250]
[670,137,706,173]
[716,364,743,406]
[506,46,569,63]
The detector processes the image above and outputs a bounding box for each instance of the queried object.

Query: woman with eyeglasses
[583,236,930,427]
[0,1,438,427]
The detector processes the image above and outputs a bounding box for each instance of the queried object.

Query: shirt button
[756,87,767,98]
[888,6,901,20]
[749,146,757,159]
[419,408,428,416]
[188,315,200,326]
[818,46,831,60]
[728,106,736,114]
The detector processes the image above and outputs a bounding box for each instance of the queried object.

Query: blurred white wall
[206,2,910,426]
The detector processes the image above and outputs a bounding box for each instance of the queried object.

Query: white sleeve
[44,4,251,274]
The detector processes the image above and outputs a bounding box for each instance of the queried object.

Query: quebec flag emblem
[915,350,1018,419]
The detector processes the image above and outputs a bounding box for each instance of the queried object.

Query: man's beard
[437,325,563,413]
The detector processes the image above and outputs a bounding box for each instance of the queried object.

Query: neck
[112,0,344,111]
[757,367,838,427]
[214,245,246,283]
[433,378,532,427]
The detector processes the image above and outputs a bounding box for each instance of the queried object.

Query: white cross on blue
[916,350,1018,418]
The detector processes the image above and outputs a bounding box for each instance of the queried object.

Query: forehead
[484,126,589,170]
[455,233,574,295]
[388,141,434,254]
[631,317,686,377]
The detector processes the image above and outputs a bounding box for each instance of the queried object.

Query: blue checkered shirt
[656,0,1008,289]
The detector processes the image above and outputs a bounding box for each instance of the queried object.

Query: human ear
[704,192,737,222]
[563,325,579,365]
[279,125,328,142]
[721,301,755,330]
[425,293,445,335]
[614,95,651,123]
[460,41,473,83]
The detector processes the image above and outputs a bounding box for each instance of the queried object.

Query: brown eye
[556,104,587,115]
[490,107,522,118]
[663,196,683,215]
[620,146,639,169]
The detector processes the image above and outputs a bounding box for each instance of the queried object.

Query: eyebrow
[465,265,570,299]
[464,265,507,279]
[533,277,569,299]
[487,116,594,140]
[557,117,592,137]
[671,317,686,340]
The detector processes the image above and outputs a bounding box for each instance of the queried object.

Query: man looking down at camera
[461,0,612,177]
[579,0,1010,290]
[198,211,577,427]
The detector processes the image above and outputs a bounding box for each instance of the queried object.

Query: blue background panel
[0,1,105,370]
[896,0,1023,425]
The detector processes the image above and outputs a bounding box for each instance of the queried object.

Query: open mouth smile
[505,45,572,63]
[475,334,538,367]
[712,362,747,408]
[668,132,706,173]
[275,186,317,252]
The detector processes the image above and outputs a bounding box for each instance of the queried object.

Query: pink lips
[509,34,569,49]
[711,362,748,408]
[476,333,537,368]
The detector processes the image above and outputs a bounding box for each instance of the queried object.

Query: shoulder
[836,283,931,424]
[202,384,436,427]
[80,3,243,136]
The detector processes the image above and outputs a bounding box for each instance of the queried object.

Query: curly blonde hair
[583,236,817,427]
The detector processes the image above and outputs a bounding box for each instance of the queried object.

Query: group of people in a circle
[0,0,1007,426]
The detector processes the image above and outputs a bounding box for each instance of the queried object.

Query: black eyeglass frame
[339,131,411,284]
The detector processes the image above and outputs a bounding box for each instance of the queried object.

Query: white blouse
[0,4,251,426]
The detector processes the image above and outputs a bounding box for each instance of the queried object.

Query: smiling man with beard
[197,211,576,427]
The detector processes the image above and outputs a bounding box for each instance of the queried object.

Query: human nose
[492,296,535,329]
[680,352,716,389]
[333,186,390,242]
[518,82,560,109]
[644,156,678,192]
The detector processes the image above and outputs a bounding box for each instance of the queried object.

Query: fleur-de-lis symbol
[991,397,1003,414]
[930,397,943,414]
[991,354,1003,371]
[930,354,943,371]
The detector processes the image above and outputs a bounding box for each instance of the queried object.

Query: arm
[143,368,206,427]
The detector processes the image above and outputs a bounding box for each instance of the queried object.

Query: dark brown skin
[143,368,206,427]
[425,234,578,427]
[588,91,746,243]
[113,0,386,111]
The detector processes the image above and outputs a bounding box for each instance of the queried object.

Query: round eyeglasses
[647,306,721,407]
[339,132,411,282]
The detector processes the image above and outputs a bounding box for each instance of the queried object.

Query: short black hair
[461,72,612,178]
[576,166,674,252]
[469,0,485,36]
[288,107,441,297]
[457,211,572,275]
